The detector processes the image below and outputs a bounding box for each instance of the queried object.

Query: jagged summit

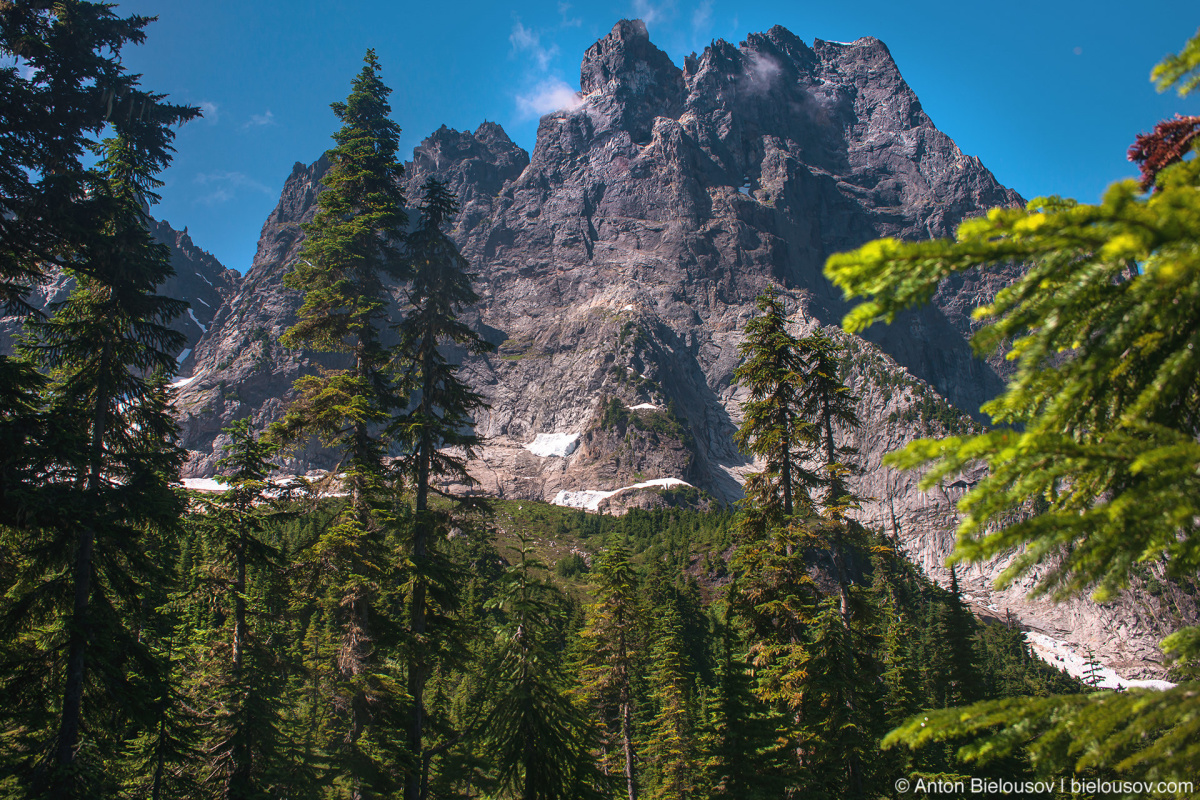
[579,19,685,142]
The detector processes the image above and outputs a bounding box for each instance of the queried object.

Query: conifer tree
[391,177,494,800]
[191,420,292,799]
[2,100,198,795]
[483,542,600,800]
[794,597,875,799]
[871,540,920,730]
[578,537,642,800]
[728,289,825,789]
[279,48,408,508]
[640,603,699,800]
[829,26,1200,785]
[794,330,860,515]
[943,567,981,705]
[276,49,409,796]
[699,611,789,800]
[733,287,817,518]
[1082,649,1103,690]
[0,8,202,571]
[0,1,168,305]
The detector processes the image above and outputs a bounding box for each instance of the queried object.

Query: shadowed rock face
[170,21,1186,676]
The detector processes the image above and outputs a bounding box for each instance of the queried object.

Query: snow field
[552,477,693,512]
[525,432,580,457]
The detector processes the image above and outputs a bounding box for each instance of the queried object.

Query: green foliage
[0,9,1149,796]
[274,51,411,798]
[827,27,1200,788]
[555,552,589,579]
[483,543,603,800]
[391,177,494,798]
[0,27,197,788]
[1153,27,1200,96]
[699,617,790,800]
[640,603,701,799]
[578,538,641,796]
[733,286,815,517]
[794,329,861,514]
[0,1,193,306]
[392,177,494,501]
[187,420,296,798]
[883,686,1200,785]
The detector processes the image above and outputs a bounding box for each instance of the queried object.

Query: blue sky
[114,0,1199,273]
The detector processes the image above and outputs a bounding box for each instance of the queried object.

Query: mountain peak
[579,19,685,143]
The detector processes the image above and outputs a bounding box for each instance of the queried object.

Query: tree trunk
[51,343,110,785]
[621,692,636,800]
[406,335,434,800]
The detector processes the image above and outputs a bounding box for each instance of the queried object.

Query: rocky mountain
[0,215,237,365]
[172,21,1187,677]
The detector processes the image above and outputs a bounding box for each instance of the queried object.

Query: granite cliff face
[172,21,1184,676]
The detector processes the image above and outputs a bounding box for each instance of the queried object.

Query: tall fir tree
[276,49,410,797]
[943,567,981,706]
[794,597,876,799]
[732,286,817,520]
[391,177,494,800]
[190,420,293,799]
[2,93,198,795]
[699,609,789,800]
[794,330,860,516]
[639,603,701,800]
[0,1,169,305]
[577,537,642,800]
[1,2,165,557]
[483,542,601,800]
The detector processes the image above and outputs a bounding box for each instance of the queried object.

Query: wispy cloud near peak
[516,77,583,118]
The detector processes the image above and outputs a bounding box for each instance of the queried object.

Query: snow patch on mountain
[182,477,228,492]
[1025,632,1174,691]
[525,432,580,457]
[553,477,692,512]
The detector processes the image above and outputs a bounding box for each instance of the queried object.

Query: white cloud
[194,171,273,205]
[631,0,676,26]
[746,52,781,87]
[510,21,559,71]
[558,2,582,28]
[198,101,219,123]
[243,110,275,129]
[516,77,584,117]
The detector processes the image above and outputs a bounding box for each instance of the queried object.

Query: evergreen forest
[2,4,1200,799]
